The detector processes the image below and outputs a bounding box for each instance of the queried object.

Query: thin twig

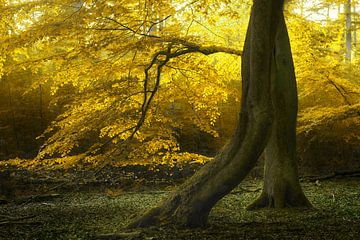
[105,17,160,38]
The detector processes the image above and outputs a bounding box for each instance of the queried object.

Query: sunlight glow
[293,0,339,22]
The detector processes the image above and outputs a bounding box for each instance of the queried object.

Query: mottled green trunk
[128,0,309,228]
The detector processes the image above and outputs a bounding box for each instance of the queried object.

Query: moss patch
[0,178,359,239]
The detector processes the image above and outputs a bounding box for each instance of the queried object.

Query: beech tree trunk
[247,10,311,210]
[128,0,310,228]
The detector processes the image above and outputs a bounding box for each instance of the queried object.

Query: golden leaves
[2,0,359,168]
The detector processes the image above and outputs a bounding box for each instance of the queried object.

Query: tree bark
[247,9,311,210]
[128,0,309,228]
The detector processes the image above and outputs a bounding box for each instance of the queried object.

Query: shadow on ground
[0,178,359,239]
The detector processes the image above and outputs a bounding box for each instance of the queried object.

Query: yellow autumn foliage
[0,0,359,168]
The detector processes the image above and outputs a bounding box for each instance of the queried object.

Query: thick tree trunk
[128,0,309,228]
[247,10,311,210]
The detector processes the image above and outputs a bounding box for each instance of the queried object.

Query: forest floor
[0,168,359,240]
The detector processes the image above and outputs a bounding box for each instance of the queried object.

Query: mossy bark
[128,0,309,228]
[247,9,311,210]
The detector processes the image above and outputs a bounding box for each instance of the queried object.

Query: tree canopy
[0,0,359,171]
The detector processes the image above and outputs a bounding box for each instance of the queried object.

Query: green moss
[0,178,359,239]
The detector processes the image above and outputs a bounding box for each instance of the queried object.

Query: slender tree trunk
[248,11,311,209]
[353,4,357,59]
[39,84,44,130]
[7,79,20,152]
[345,0,352,62]
[128,0,309,228]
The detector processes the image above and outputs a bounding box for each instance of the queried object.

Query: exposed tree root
[0,215,40,226]
[94,231,142,240]
[247,188,312,210]
[301,169,360,182]
[16,193,61,205]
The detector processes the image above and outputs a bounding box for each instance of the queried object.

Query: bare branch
[147,15,172,34]
[326,75,353,106]
[129,49,171,139]
[105,17,161,38]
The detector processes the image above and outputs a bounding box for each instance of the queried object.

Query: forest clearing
[1,167,360,239]
[1,0,360,239]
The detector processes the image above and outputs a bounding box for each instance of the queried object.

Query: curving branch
[128,41,241,140]
[129,48,171,140]
[149,37,243,56]
[94,38,241,153]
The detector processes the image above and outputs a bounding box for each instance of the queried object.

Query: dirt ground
[0,176,359,240]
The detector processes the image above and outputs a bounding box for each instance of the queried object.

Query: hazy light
[294,0,340,22]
